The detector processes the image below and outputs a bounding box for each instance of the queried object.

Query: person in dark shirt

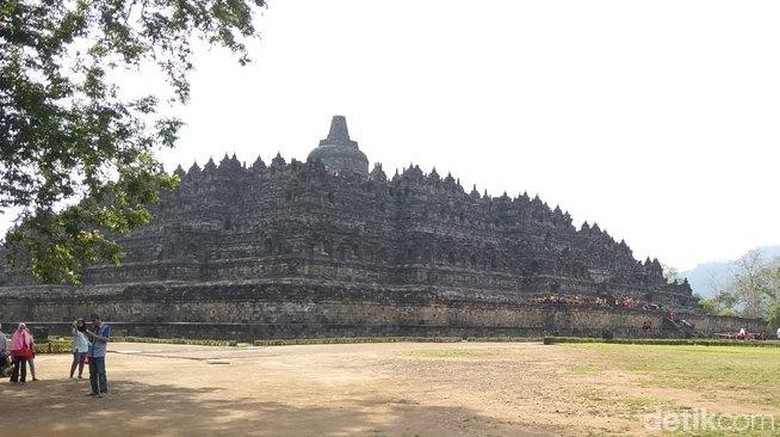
[86,314,111,397]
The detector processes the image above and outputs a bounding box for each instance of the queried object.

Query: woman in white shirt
[70,319,89,379]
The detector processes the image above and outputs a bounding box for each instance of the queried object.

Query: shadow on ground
[0,378,555,436]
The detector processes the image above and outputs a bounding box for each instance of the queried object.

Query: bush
[462,336,542,343]
[33,338,71,354]
[112,336,238,347]
[543,336,780,347]
[253,336,463,347]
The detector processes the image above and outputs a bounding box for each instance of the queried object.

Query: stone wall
[0,280,763,341]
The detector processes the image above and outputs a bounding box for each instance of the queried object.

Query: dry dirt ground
[0,342,776,436]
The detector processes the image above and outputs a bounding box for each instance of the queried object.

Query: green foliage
[253,336,463,346]
[766,301,780,332]
[462,336,542,343]
[697,293,739,317]
[697,295,717,315]
[31,338,72,353]
[1,0,266,283]
[113,336,239,346]
[40,335,240,351]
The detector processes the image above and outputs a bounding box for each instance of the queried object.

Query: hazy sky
[160,0,779,271]
[7,1,779,271]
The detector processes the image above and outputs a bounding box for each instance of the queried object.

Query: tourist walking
[70,318,89,379]
[9,323,34,384]
[86,314,111,397]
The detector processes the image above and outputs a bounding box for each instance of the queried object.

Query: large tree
[1,0,265,283]
[697,249,780,323]
[730,249,777,319]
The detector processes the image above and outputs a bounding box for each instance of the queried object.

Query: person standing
[26,325,38,382]
[27,338,38,381]
[0,324,9,376]
[776,326,780,340]
[70,319,89,379]
[86,314,111,397]
[0,324,7,354]
[0,323,7,351]
[9,322,34,384]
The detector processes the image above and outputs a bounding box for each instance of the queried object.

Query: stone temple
[0,117,760,339]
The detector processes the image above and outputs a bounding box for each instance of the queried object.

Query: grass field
[564,343,780,435]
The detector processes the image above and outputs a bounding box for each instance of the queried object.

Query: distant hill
[681,245,780,298]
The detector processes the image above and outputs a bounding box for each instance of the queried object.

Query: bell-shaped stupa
[307,115,369,176]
